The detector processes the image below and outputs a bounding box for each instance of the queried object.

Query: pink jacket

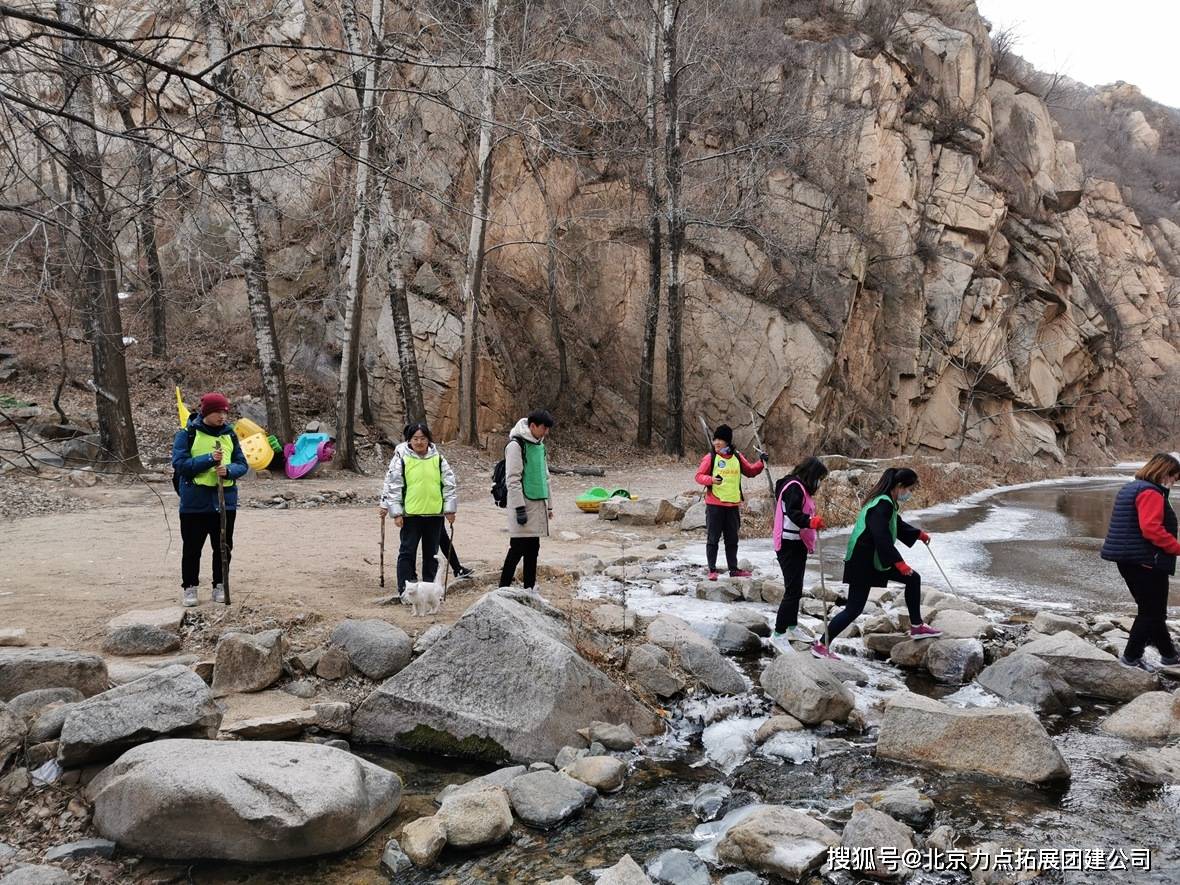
[695,450,765,507]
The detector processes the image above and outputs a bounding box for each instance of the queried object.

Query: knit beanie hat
[199,392,231,417]
[713,424,734,446]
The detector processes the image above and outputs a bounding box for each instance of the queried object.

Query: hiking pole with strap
[925,542,957,595]
[379,512,386,589]
[216,473,231,605]
[440,521,455,600]
[743,402,776,498]
[816,530,830,640]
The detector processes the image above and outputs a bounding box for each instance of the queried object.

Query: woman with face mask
[1100,452,1180,671]
[812,467,941,660]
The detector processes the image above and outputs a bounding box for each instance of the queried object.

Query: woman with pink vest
[770,457,829,650]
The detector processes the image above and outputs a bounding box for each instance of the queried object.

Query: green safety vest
[191,429,235,488]
[403,453,444,515]
[522,440,549,501]
[845,494,897,571]
[711,453,742,504]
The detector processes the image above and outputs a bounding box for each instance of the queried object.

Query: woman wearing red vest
[1099,452,1180,671]
[694,424,765,581]
[770,456,829,650]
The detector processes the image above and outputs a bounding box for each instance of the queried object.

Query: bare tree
[636,1,662,448]
[660,0,685,456]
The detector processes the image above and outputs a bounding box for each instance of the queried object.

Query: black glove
[713,475,723,486]
[515,506,528,525]
[757,449,769,463]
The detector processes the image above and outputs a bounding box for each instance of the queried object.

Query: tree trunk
[661,0,684,456]
[523,152,568,409]
[334,0,385,470]
[637,4,662,448]
[457,0,500,446]
[379,181,427,425]
[200,0,293,444]
[58,0,142,471]
[107,83,168,359]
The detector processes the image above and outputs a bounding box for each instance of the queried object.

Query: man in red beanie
[171,392,248,606]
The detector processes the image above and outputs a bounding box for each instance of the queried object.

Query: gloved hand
[810,515,826,531]
[713,475,723,486]
[757,449,769,463]
[515,506,528,525]
[919,531,931,544]
[896,561,914,576]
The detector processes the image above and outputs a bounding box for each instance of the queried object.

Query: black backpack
[490,438,525,508]
[172,425,197,495]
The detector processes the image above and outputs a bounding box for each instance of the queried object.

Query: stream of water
[196,475,1180,884]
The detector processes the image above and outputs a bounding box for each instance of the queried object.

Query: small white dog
[401,553,447,617]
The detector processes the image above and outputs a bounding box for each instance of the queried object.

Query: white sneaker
[212,584,226,604]
[182,586,198,607]
[770,632,793,654]
[785,624,817,642]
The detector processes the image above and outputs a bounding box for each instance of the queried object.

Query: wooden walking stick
[440,521,455,599]
[379,512,386,589]
[216,473,231,605]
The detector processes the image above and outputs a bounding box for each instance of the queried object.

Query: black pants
[775,541,807,632]
[826,567,924,644]
[705,504,741,572]
[500,537,541,588]
[397,515,444,593]
[1118,563,1178,660]
[181,511,236,588]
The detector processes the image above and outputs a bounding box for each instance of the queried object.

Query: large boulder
[925,639,984,684]
[1118,743,1180,785]
[1031,611,1087,636]
[678,642,748,695]
[1015,631,1157,701]
[58,665,221,766]
[102,625,181,657]
[760,651,855,725]
[975,653,1077,716]
[0,701,26,770]
[841,801,916,880]
[212,630,284,695]
[352,590,660,762]
[507,769,595,829]
[0,649,108,701]
[7,688,84,719]
[1100,692,1180,740]
[88,739,401,861]
[625,644,685,698]
[876,693,1070,784]
[716,805,840,881]
[437,785,513,848]
[329,620,412,680]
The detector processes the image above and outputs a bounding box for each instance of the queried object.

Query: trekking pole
[743,402,776,498]
[379,512,386,589]
[816,530,830,640]
[441,521,454,599]
[216,473,231,605]
[925,542,957,595]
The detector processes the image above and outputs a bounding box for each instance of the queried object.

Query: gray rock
[760,650,855,725]
[437,785,513,848]
[678,642,747,695]
[316,646,351,680]
[824,658,871,686]
[220,710,316,740]
[865,633,910,657]
[927,824,956,851]
[1118,743,1180,785]
[0,649,108,701]
[0,702,26,769]
[0,866,73,885]
[707,621,762,656]
[88,739,401,861]
[282,679,317,699]
[867,784,935,829]
[841,801,916,879]
[591,604,638,635]
[720,874,766,885]
[7,688,84,719]
[647,848,710,885]
[353,591,660,762]
[1100,692,1180,740]
[436,765,528,804]
[102,624,181,656]
[325,739,350,751]
[554,746,588,770]
[58,664,221,766]
[681,501,707,531]
[877,692,1070,784]
[1015,631,1157,701]
[759,580,785,605]
[379,838,413,875]
[28,703,73,743]
[1031,611,1087,636]
[507,769,595,828]
[693,782,732,821]
[929,610,994,639]
[889,639,931,669]
[598,854,655,885]
[926,638,984,684]
[400,815,446,867]
[289,649,322,673]
[43,838,117,862]
[975,653,1077,716]
[313,701,353,735]
[529,761,555,772]
[754,715,804,744]
[0,766,29,798]
[581,721,638,751]
[330,620,412,680]
[716,804,840,881]
[212,630,284,695]
[625,644,685,698]
[413,624,449,656]
[726,608,771,637]
[108,607,185,633]
[566,755,626,792]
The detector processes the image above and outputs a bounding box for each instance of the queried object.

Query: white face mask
[897,491,913,503]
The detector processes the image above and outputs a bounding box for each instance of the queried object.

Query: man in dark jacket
[171,392,248,606]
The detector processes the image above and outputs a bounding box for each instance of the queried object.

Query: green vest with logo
[845,494,897,571]
[522,441,549,500]
[403,453,444,515]
[191,429,235,487]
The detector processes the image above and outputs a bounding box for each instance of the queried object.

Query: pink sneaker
[909,623,943,640]
[811,641,841,661]
[729,569,753,578]
[707,571,720,581]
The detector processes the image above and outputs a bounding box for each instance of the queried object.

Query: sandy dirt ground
[0,460,706,650]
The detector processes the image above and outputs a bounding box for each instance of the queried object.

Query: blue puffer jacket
[171,417,249,514]
[1100,479,1178,575]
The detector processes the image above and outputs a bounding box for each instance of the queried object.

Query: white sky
[974,0,1180,108]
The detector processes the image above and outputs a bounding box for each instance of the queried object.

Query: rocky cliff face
[91,0,1180,461]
